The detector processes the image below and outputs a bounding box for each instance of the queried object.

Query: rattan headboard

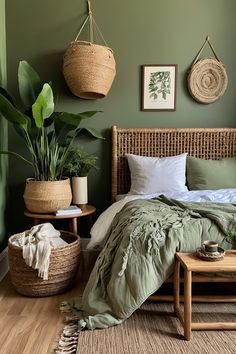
[111,125,236,202]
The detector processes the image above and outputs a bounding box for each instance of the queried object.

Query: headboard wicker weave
[111,125,236,202]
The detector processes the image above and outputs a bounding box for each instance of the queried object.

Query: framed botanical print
[141,64,177,111]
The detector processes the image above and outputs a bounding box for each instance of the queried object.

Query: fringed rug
[55,301,236,354]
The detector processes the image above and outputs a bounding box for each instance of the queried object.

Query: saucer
[196,246,225,261]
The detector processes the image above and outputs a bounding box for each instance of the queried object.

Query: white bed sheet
[88,189,236,249]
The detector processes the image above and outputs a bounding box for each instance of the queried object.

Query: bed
[56,126,236,351]
[64,125,236,332]
[110,126,236,302]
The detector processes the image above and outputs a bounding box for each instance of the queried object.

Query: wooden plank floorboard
[0,272,85,354]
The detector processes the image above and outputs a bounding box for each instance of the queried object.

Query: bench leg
[173,258,180,316]
[184,269,192,340]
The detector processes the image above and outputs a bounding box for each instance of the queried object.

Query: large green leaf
[0,93,28,131]
[79,127,105,139]
[54,111,102,137]
[0,87,16,106]
[32,84,54,128]
[0,150,33,166]
[54,112,82,136]
[78,111,102,119]
[18,61,42,107]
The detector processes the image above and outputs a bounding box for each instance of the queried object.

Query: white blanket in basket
[11,223,67,280]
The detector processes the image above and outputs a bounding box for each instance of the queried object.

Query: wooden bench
[174,251,236,340]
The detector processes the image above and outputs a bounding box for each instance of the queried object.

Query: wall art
[141,64,177,111]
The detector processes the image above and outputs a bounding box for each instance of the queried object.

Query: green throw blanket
[68,197,236,330]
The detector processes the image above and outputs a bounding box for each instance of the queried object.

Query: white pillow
[126,153,188,194]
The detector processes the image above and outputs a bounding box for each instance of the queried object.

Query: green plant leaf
[18,61,42,107]
[32,84,54,128]
[54,112,82,139]
[0,93,28,131]
[0,87,16,106]
[79,111,103,119]
[79,127,105,139]
[54,110,103,136]
[0,150,33,166]
[62,148,98,177]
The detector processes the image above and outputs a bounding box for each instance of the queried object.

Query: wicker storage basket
[8,231,80,297]
[63,41,116,99]
[23,178,72,214]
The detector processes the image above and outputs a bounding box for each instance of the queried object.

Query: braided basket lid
[187,58,228,104]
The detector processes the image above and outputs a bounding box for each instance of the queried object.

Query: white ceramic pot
[72,176,88,206]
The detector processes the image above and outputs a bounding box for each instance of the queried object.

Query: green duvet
[69,197,236,329]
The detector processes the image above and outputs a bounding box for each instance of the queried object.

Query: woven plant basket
[188,58,228,104]
[8,231,80,297]
[63,40,116,99]
[23,178,72,214]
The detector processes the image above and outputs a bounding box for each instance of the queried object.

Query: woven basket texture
[63,41,116,99]
[8,231,80,297]
[188,58,228,104]
[23,178,72,214]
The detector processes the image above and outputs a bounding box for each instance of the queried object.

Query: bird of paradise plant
[0,60,103,181]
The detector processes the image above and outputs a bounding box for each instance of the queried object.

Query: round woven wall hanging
[187,37,228,104]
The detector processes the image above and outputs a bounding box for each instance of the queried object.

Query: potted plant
[225,227,236,250]
[63,148,98,207]
[0,60,103,213]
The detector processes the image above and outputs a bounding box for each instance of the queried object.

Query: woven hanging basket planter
[188,58,228,104]
[63,0,116,99]
[63,40,116,99]
[8,231,80,297]
[187,36,228,104]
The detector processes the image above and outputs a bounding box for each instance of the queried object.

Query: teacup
[202,240,218,253]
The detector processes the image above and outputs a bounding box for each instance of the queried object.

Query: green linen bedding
[68,196,236,330]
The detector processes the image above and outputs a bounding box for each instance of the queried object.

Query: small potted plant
[0,60,103,213]
[63,149,98,208]
[225,227,236,250]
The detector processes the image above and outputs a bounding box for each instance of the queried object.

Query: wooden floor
[2,252,236,354]
[0,272,85,354]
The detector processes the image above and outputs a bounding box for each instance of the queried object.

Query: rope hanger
[74,0,108,46]
[192,35,221,65]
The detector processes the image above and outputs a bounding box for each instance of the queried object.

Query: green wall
[0,0,8,249]
[4,0,236,235]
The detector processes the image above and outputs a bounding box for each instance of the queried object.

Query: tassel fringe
[52,302,86,354]
[60,301,73,313]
